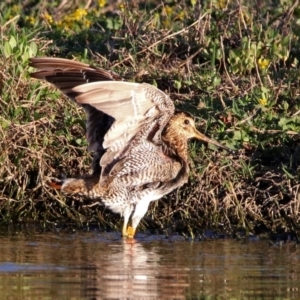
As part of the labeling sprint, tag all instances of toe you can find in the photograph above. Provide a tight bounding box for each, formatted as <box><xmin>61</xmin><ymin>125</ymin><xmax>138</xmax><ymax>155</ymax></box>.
<box><xmin>126</xmin><ymin>226</ymin><xmax>136</xmax><ymax>238</ymax></box>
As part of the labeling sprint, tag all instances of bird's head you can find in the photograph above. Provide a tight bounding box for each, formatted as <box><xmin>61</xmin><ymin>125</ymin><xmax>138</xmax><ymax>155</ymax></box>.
<box><xmin>170</xmin><ymin>112</ymin><xmax>233</xmax><ymax>152</ymax></box>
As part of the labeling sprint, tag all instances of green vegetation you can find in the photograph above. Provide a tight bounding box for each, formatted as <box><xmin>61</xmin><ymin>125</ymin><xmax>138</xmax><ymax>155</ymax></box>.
<box><xmin>1</xmin><ymin>0</ymin><xmax>300</xmax><ymax>238</ymax></box>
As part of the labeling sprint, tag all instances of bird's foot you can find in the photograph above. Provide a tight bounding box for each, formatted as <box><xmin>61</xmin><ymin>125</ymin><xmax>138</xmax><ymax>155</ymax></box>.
<box><xmin>122</xmin><ymin>226</ymin><xmax>136</xmax><ymax>239</ymax></box>
<box><xmin>126</xmin><ymin>226</ymin><xmax>136</xmax><ymax>239</ymax></box>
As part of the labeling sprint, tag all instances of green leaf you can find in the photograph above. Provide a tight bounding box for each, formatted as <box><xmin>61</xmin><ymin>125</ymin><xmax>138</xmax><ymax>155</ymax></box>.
<box><xmin>29</xmin><ymin>42</ymin><xmax>38</xmax><ymax>57</ymax></box>
<box><xmin>22</xmin><ymin>52</ymin><xmax>29</xmax><ymax>63</ymax></box>
<box><xmin>278</xmin><ymin>118</ymin><xmax>287</xmax><ymax>127</ymax></box>
<box><xmin>174</xmin><ymin>80</ymin><xmax>182</xmax><ymax>90</ymax></box>
<box><xmin>282</xmin><ymin>165</ymin><xmax>294</xmax><ymax>179</ymax></box>
<box><xmin>229</xmin><ymin>50</ymin><xmax>236</xmax><ymax>59</ymax></box>
<box><xmin>233</xmin><ymin>131</ymin><xmax>242</xmax><ymax>140</ymax></box>
<box><xmin>283</xmin><ymin>101</ymin><xmax>289</xmax><ymax>111</ymax></box>
<box><xmin>0</xmin><ymin>119</ymin><xmax>11</xmax><ymax>129</ymax></box>
<box><xmin>212</xmin><ymin>75</ymin><xmax>221</xmax><ymax>87</ymax></box>
<box><xmin>282</xmin><ymin>35</ymin><xmax>290</xmax><ymax>46</ymax></box>
<box><xmin>4</xmin><ymin>41</ymin><xmax>11</xmax><ymax>57</ymax></box>
<box><xmin>261</xmin><ymin>86</ymin><xmax>269</xmax><ymax>94</ymax></box>
<box><xmin>9</xmin><ymin>36</ymin><xmax>17</xmax><ymax>49</ymax></box>
<box><xmin>183</xmin><ymin>80</ymin><xmax>192</xmax><ymax>86</ymax></box>
<box><xmin>76</xmin><ymin>138</ymin><xmax>82</xmax><ymax>145</ymax></box>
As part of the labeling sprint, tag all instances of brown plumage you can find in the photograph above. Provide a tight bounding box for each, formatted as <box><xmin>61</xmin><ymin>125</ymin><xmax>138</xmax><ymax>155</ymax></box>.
<box><xmin>29</xmin><ymin>57</ymin><xmax>232</xmax><ymax>238</ymax></box>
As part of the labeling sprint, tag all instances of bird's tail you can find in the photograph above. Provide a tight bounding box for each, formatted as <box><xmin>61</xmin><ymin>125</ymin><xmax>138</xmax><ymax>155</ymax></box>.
<box><xmin>46</xmin><ymin>176</ymin><xmax>101</xmax><ymax>198</ymax></box>
<box><xmin>47</xmin><ymin>179</ymin><xmax>63</xmax><ymax>190</ymax></box>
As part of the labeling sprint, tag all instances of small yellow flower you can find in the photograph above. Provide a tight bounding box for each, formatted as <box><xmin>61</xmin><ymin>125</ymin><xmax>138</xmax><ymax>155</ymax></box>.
<box><xmin>56</xmin><ymin>20</ymin><xmax>62</xmax><ymax>28</ymax></box>
<box><xmin>72</xmin><ymin>8</ymin><xmax>87</xmax><ymax>21</ymax></box>
<box><xmin>119</xmin><ymin>3</ymin><xmax>125</xmax><ymax>12</ymax></box>
<box><xmin>175</xmin><ymin>11</ymin><xmax>185</xmax><ymax>21</ymax></box>
<box><xmin>43</xmin><ymin>13</ymin><xmax>53</xmax><ymax>24</ymax></box>
<box><xmin>83</xmin><ymin>19</ymin><xmax>91</xmax><ymax>28</ymax></box>
<box><xmin>98</xmin><ymin>0</ymin><xmax>107</xmax><ymax>8</ymax></box>
<box><xmin>56</xmin><ymin>20</ymin><xmax>70</xmax><ymax>31</ymax></box>
<box><xmin>164</xmin><ymin>5</ymin><xmax>173</xmax><ymax>16</ymax></box>
<box><xmin>216</xmin><ymin>0</ymin><xmax>227</xmax><ymax>9</ymax></box>
<box><xmin>258</xmin><ymin>97</ymin><xmax>267</xmax><ymax>106</ymax></box>
<box><xmin>258</xmin><ymin>58</ymin><xmax>269</xmax><ymax>69</ymax></box>
<box><xmin>25</xmin><ymin>16</ymin><xmax>36</xmax><ymax>25</ymax></box>
<box><xmin>240</xmin><ymin>11</ymin><xmax>250</xmax><ymax>23</ymax></box>
<box><xmin>11</xmin><ymin>5</ymin><xmax>21</xmax><ymax>14</ymax></box>
<box><xmin>162</xmin><ymin>19</ymin><xmax>171</xmax><ymax>28</ymax></box>
<box><xmin>64</xmin><ymin>15</ymin><xmax>74</xmax><ymax>25</ymax></box>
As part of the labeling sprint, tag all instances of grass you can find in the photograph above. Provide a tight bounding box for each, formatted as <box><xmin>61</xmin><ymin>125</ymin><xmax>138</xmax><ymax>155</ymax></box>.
<box><xmin>1</xmin><ymin>0</ymin><xmax>300</xmax><ymax>238</ymax></box>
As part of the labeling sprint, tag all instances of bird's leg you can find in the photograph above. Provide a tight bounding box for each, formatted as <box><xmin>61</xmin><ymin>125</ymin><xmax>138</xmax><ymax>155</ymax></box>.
<box><xmin>127</xmin><ymin>199</ymin><xmax>151</xmax><ymax>238</ymax></box>
<box><xmin>122</xmin><ymin>205</ymin><xmax>132</xmax><ymax>238</ymax></box>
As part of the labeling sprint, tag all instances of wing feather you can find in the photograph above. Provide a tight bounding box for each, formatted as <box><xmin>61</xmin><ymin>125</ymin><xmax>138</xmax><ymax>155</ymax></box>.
<box><xmin>29</xmin><ymin>57</ymin><xmax>175</xmax><ymax>183</ymax></box>
<box><xmin>73</xmin><ymin>80</ymin><xmax>175</xmax><ymax>180</ymax></box>
<box><xmin>29</xmin><ymin>57</ymin><xmax>121</xmax><ymax>175</ymax></box>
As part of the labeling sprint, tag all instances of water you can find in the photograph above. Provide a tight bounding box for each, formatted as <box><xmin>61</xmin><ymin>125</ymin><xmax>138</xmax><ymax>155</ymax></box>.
<box><xmin>0</xmin><ymin>229</ymin><xmax>299</xmax><ymax>299</ymax></box>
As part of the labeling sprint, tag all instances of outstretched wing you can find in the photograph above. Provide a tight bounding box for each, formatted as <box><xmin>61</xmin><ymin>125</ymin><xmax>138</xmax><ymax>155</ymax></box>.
<box><xmin>71</xmin><ymin>80</ymin><xmax>175</xmax><ymax>182</ymax></box>
<box><xmin>29</xmin><ymin>57</ymin><xmax>122</xmax><ymax>175</ymax></box>
<box><xmin>29</xmin><ymin>57</ymin><xmax>175</xmax><ymax>181</ymax></box>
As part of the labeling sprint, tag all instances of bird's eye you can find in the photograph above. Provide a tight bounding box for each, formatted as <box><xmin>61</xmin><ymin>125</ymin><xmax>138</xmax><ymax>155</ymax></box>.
<box><xmin>184</xmin><ymin>119</ymin><xmax>190</xmax><ymax>125</ymax></box>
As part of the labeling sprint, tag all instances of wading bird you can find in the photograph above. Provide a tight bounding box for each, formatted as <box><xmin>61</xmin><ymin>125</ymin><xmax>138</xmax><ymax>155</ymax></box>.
<box><xmin>29</xmin><ymin>57</ymin><xmax>232</xmax><ymax>238</ymax></box>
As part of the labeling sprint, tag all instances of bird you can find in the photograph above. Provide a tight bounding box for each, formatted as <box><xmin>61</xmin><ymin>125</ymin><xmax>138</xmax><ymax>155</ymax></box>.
<box><xmin>29</xmin><ymin>57</ymin><xmax>233</xmax><ymax>238</ymax></box>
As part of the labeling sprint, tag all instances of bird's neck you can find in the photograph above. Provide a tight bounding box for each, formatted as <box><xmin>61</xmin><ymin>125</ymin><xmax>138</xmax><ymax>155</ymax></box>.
<box><xmin>162</xmin><ymin>126</ymin><xmax>189</xmax><ymax>161</ymax></box>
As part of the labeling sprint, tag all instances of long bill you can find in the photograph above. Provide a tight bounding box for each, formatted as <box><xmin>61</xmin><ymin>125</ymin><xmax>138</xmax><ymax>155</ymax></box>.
<box><xmin>194</xmin><ymin>129</ymin><xmax>234</xmax><ymax>153</ymax></box>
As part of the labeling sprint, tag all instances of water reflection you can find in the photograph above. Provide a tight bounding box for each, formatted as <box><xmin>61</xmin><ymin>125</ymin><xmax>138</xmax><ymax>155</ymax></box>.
<box><xmin>78</xmin><ymin>234</ymin><xmax>189</xmax><ymax>299</ymax></box>
<box><xmin>0</xmin><ymin>230</ymin><xmax>299</xmax><ymax>299</ymax></box>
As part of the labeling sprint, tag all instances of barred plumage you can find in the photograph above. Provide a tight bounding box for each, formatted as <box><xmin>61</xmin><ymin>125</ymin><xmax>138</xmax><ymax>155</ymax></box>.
<box><xmin>29</xmin><ymin>57</ymin><xmax>232</xmax><ymax>238</ymax></box>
